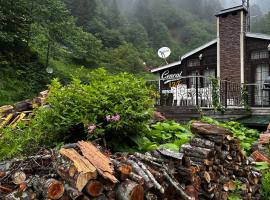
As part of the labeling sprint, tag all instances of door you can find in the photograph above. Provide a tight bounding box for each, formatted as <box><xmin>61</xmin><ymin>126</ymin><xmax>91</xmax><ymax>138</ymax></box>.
<box><xmin>254</xmin><ymin>64</ymin><xmax>270</xmax><ymax>106</ymax></box>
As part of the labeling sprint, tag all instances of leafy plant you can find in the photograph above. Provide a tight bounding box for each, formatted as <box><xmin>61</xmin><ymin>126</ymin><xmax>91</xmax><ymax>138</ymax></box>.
<box><xmin>145</xmin><ymin>121</ymin><xmax>193</xmax><ymax>152</ymax></box>
<box><xmin>261</xmin><ymin>172</ymin><xmax>270</xmax><ymax>200</ymax></box>
<box><xmin>0</xmin><ymin>68</ymin><xmax>155</xmax><ymax>159</ymax></box>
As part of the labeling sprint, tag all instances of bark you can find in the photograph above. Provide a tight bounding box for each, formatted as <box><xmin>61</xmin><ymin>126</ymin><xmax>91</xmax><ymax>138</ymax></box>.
<box><xmin>78</xmin><ymin>141</ymin><xmax>118</xmax><ymax>183</ymax></box>
<box><xmin>115</xmin><ymin>180</ymin><xmax>144</xmax><ymax>200</ymax></box>
<box><xmin>83</xmin><ymin>180</ymin><xmax>104</xmax><ymax>197</ymax></box>
<box><xmin>191</xmin><ymin>122</ymin><xmax>233</xmax><ymax>136</ymax></box>
<box><xmin>58</xmin><ymin>148</ymin><xmax>97</xmax><ymax>191</ymax></box>
<box><xmin>32</xmin><ymin>177</ymin><xmax>65</xmax><ymax>199</ymax></box>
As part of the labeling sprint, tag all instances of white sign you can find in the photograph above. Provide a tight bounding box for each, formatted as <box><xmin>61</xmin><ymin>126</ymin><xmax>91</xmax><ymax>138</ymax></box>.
<box><xmin>161</xmin><ymin>70</ymin><xmax>183</xmax><ymax>80</ymax></box>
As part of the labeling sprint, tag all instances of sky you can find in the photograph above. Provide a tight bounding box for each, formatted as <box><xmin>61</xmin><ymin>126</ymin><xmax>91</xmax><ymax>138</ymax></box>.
<box><xmin>222</xmin><ymin>0</ymin><xmax>270</xmax><ymax>13</ymax></box>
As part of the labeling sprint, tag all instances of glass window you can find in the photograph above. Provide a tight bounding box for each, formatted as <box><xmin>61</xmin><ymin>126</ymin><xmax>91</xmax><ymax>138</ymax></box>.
<box><xmin>251</xmin><ymin>50</ymin><xmax>269</xmax><ymax>60</ymax></box>
<box><xmin>187</xmin><ymin>59</ymin><xmax>200</xmax><ymax>67</ymax></box>
<box><xmin>203</xmin><ymin>69</ymin><xmax>215</xmax><ymax>86</ymax></box>
<box><xmin>254</xmin><ymin>64</ymin><xmax>269</xmax><ymax>105</ymax></box>
<box><xmin>189</xmin><ymin>71</ymin><xmax>201</xmax><ymax>88</ymax></box>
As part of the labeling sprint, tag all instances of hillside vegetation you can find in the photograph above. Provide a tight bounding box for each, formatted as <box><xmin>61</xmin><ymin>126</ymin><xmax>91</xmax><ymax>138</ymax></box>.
<box><xmin>1</xmin><ymin>0</ymin><xmax>269</xmax><ymax>105</ymax></box>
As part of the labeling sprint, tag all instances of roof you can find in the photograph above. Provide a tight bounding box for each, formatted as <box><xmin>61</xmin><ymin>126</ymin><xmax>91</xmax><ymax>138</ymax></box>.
<box><xmin>215</xmin><ymin>5</ymin><xmax>248</xmax><ymax>17</ymax></box>
<box><xmin>246</xmin><ymin>32</ymin><xmax>270</xmax><ymax>41</ymax></box>
<box><xmin>151</xmin><ymin>39</ymin><xmax>217</xmax><ymax>73</ymax></box>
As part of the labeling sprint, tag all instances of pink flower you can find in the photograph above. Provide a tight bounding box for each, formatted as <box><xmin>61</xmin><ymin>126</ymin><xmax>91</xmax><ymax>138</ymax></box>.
<box><xmin>112</xmin><ymin>114</ymin><xmax>120</xmax><ymax>122</ymax></box>
<box><xmin>87</xmin><ymin>124</ymin><xmax>96</xmax><ymax>134</ymax></box>
<box><xmin>106</xmin><ymin>114</ymin><xmax>121</xmax><ymax>122</ymax></box>
<box><xmin>106</xmin><ymin>115</ymin><xmax>111</xmax><ymax>122</ymax></box>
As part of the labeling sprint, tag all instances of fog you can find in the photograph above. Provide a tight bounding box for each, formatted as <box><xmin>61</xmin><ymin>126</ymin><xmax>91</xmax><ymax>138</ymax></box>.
<box><xmin>221</xmin><ymin>0</ymin><xmax>270</xmax><ymax>13</ymax></box>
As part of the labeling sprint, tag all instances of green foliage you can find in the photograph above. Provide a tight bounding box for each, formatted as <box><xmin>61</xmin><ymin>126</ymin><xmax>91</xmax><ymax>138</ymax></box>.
<box><xmin>201</xmin><ymin>117</ymin><xmax>260</xmax><ymax>154</ymax></box>
<box><xmin>261</xmin><ymin>172</ymin><xmax>270</xmax><ymax>200</ymax></box>
<box><xmin>210</xmin><ymin>78</ymin><xmax>225</xmax><ymax>113</ymax></box>
<box><xmin>228</xmin><ymin>180</ymin><xmax>245</xmax><ymax>200</ymax></box>
<box><xmin>255</xmin><ymin>162</ymin><xmax>270</xmax><ymax>171</ymax></box>
<box><xmin>0</xmin><ymin>69</ymin><xmax>154</xmax><ymax>159</ymax></box>
<box><xmin>142</xmin><ymin>121</ymin><xmax>193</xmax><ymax>152</ymax></box>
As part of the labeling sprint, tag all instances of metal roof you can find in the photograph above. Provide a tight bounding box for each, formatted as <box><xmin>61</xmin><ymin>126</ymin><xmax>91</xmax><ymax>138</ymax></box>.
<box><xmin>151</xmin><ymin>39</ymin><xmax>217</xmax><ymax>73</ymax></box>
<box><xmin>246</xmin><ymin>32</ymin><xmax>270</xmax><ymax>41</ymax></box>
<box><xmin>215</xmin><ymin>5</ymin><xmax>248</xmax><ymax>16</ymax></box>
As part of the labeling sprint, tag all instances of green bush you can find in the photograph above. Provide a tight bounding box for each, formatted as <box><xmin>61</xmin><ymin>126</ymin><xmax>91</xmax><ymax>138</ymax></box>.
<box><xmin>261</xmin><ymin>172</ymin><xmax>270</xmax><ymax>200</ymax></box>
<box><xmin>0</xmin><ymin>68</ymin><xmax>154</xmax><ymax>159</ymax></box>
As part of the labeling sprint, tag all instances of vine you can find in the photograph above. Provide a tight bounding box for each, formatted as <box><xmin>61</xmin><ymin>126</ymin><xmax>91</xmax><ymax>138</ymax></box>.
<box><xmin>210</xmin><ymin>78</ymin><xmax>225</xmax><ymax>113</ymax></box>
<box><xmin>240</xmin><ymin>85</ymin><xmax>250</xmax><ymax>111</ymax></box>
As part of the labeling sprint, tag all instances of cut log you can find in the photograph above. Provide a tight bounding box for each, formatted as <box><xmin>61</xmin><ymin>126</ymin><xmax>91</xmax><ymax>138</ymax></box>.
<box><xmin>190</xmin><ymin>138</ymin><xmax>215</xmax><ymax>149</ymax></box>
<box><xmin>0</xmin><ymin>113</ymin><xmax>14</xmax><ymax>128</ymax></box>
<box><xmin>10</xmin><ymin>113</ymin><xmax>26</xmax><ymax>129</ymax></box>
<box><xmin>32</xmin><ymin>177</ymin><xmax>65</xmax><ymax>199</ymax></box>
<box><xmin>251</xmin><ymin>150</ymin><xmax>270</xmax><ymax>164</ymax></box>
<box><xmin>126</xmin><ymin>159</ymin><xmax>153</xmax><ymax>189</ymax></box>
<box><xmin>191</xmin><ymin>122</ymin><xmax>233</xmax><ymax>136</ymax></box>
<box><xmin>115</xmin><ymin>180</ymin><xmax>144</xmax><ymax>200</ymax></box>
<box><xmin>14</xmin><ymin>100</ymin><xmax>32</xmax><ymax>112</ymax></box>
<box><xmin>64</xmin><ymin>184</ymin><xmax>84</xmax><ymax>200</ymax></box>
<box><xmin>4</xmin><ymin>189</ymin><xmax>37</xmax><ymax>200</ymax></box>
<box><xmin>11</xmin><ymin>171</ymin><xmax>26</xmax><ymax>185</ymax></box>
<box><xmin>83</xmin><ymin>180</ymin><xmax>104</xmax><ymax>197</ymax></box>
<box><xmin>181</xmin><ymin>144</ymin><xmax>214</xmax><ymax>158</ymax></box>
<box><xmin>0</xmin><ymin>105</ymin><xmax>13</xmax><ymax>115</ymax></box>
<box><xmin>78</xmin><ymin>141</ymin><xmax>118</xmax><ymax>183</ymax></box>
<box><xmin>58</xmin><ymin>148</ymin><xmax>97</xmax><ymax>191</ymax></box>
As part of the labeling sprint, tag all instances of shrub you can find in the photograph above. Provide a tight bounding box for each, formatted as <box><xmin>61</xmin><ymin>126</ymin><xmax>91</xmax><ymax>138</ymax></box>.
<box><xmin>0</xmin><ymin>68</ymin><xmax>154</xmax><ymax>159</ymax></box>
<box><xmin>261</xmin><ymin>172</ymin><xmax>270</xmax><ymax>200</ymax></box>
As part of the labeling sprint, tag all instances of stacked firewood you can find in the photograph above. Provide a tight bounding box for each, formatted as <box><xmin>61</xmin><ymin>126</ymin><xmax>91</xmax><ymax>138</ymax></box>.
<box><xmin>0</xmin><ymin>122</ymin><xmax>261</xmax><ymax>200</ymax></box>
<box><xmin>182</xmin><ymin>122</ymin><xmax>262</xmax><ymax>200</ymax></box>
<box><xmin>0</xmin><ymin>90</ymin><xmax>48</xmax><ymax>129</ymax></box>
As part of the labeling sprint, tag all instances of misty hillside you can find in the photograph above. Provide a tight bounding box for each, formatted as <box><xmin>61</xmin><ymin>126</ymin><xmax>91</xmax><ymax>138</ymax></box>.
<box><xmin>1</xmin><ymin>0</ymin><xmax>270</xmax><ymax>105</ymax></box>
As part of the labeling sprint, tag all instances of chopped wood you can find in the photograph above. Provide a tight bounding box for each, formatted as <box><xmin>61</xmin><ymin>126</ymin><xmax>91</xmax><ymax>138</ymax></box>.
<box><xmin>251</xmin><ymin>150</ymin><xmax>270</xmax><ymax>164</ymax></box>
<box><xmin>32</xmin><ymin>177</ymin><xmax>65</xmax><ymax>199</ymax></box>
<box><xmin>58</xmin><ymin>148</ymin><xmax>97</xmax><ymax>191</ymax></box>
<box><xmin>78</xmin><ymin>141</ymin><xmax>118</xmax><ymax>183</ymax></box>
<box><xmin>115</xmin><ymin>180</ymin><xmax>144</xmax><ymax>200</ymax></box>
<box><xmin>83</xmin><ymin>180</ymin><xmax>104</xmax><ymax>197</ymax></box>
<box><xmin>0</xmin><ymin>105</ymin><xmax>13</xmax><ymax>115</ymax></box>
<box><xmin>191</xmin><ymin>122</ymin><xmax>233</xmax><ymax>136</ymax></box>
<box><xmin>0</xmin><ymin>113</ymin><xmax>13</xmax><ymax>128</ymax></box>
<box><xmin>11</xmin><ymin>171</ymin><xmax>26</xmax><ymax>185</ymax></box>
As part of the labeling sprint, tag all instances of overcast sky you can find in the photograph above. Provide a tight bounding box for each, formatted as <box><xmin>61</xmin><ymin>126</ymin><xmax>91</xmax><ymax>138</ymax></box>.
<box><xmin>222</xmin><ymin>0</ymin><xmax>270</xmax><ymax>13</ymax></box>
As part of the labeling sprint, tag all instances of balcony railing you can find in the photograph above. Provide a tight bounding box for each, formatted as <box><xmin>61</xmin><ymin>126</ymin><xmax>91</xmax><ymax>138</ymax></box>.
<box><xmin>149</xmin><ymin>76</ymin><xmax>270</xmax><ymax>108</ymax></box>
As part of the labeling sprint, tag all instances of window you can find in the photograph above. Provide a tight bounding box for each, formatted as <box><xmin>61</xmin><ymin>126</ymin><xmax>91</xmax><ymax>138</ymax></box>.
<box><xmin>203</xmin><ymin>69</ymin><xmax>215</xmax><ymax>86</ymax></box>
<box><xmin>187</xmin><ymin>59</ymin><xmax>200</xmax><ymax>67</ymax></box>
<box><xmin>254</xmin><ymin>64</ymin><xmax>269</xmax><ymax>105</ymax></box>
<box><xmin>189</xmin><ymin>71</ymin><xmax>201</xmax><ymax>88</ymax></box>
<box><xmin>251</xmin><ymin>50</ymin><xmax>269</xmax><ymax>60</ymax></box>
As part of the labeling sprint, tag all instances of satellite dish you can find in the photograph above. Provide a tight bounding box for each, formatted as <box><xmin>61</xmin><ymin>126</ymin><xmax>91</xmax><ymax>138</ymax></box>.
<box><xmin>158</xmin><ymin>47</ymin><xmax>171</xmax><ymax>59</ymax></box>
<box><xmin>46</xmin><ymin>67</ymin><xmax>54</xmax><ymax>74</ymax></box>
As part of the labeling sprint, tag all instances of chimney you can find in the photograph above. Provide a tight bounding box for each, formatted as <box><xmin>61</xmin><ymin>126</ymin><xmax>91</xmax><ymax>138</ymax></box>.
<box><xmin>216</xmin><ymin>6</ymin><xmax>248</xmax><ymax>84</ymax></box>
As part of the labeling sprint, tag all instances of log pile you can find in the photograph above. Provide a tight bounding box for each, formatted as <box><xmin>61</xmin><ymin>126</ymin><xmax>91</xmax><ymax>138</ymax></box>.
<box><xmin>0</xmin><ymin>122</ymin><xmax>261</xmax><ymax>200</ymax></box>
<box><xmin>0</xmin><ymin>90</ymin><xmax>49</xmax><ymax>129</ymax></box>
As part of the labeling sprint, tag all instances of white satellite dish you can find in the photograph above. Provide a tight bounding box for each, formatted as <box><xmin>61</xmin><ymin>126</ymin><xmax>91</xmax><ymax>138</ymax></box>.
<box><xmin>46</xmin><ymin>67</ymin><xmax>54</xmax><ymax>74</ymax></box>
<box><xmin>158</xmin><ymin>47</ymin><xmax>171</xmax><ymax>59</ymax></box>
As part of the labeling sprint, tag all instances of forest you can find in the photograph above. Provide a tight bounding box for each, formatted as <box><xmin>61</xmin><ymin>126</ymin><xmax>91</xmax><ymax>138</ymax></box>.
<box><xmin>0</xmin><ymin>0</ymin><xmax>270</xmax><ymax>105</ymax></box>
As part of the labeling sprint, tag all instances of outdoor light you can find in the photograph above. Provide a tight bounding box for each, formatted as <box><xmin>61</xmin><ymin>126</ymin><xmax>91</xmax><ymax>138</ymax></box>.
<box><xmin>268</xmin><ymin>44</ymin><xmax>270</xmax><ymax>51</ymax></box>
<box><xmin>199</xmin><ymin>54</ymin><xmax>203</xmax><ymax>60</ymax></box>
